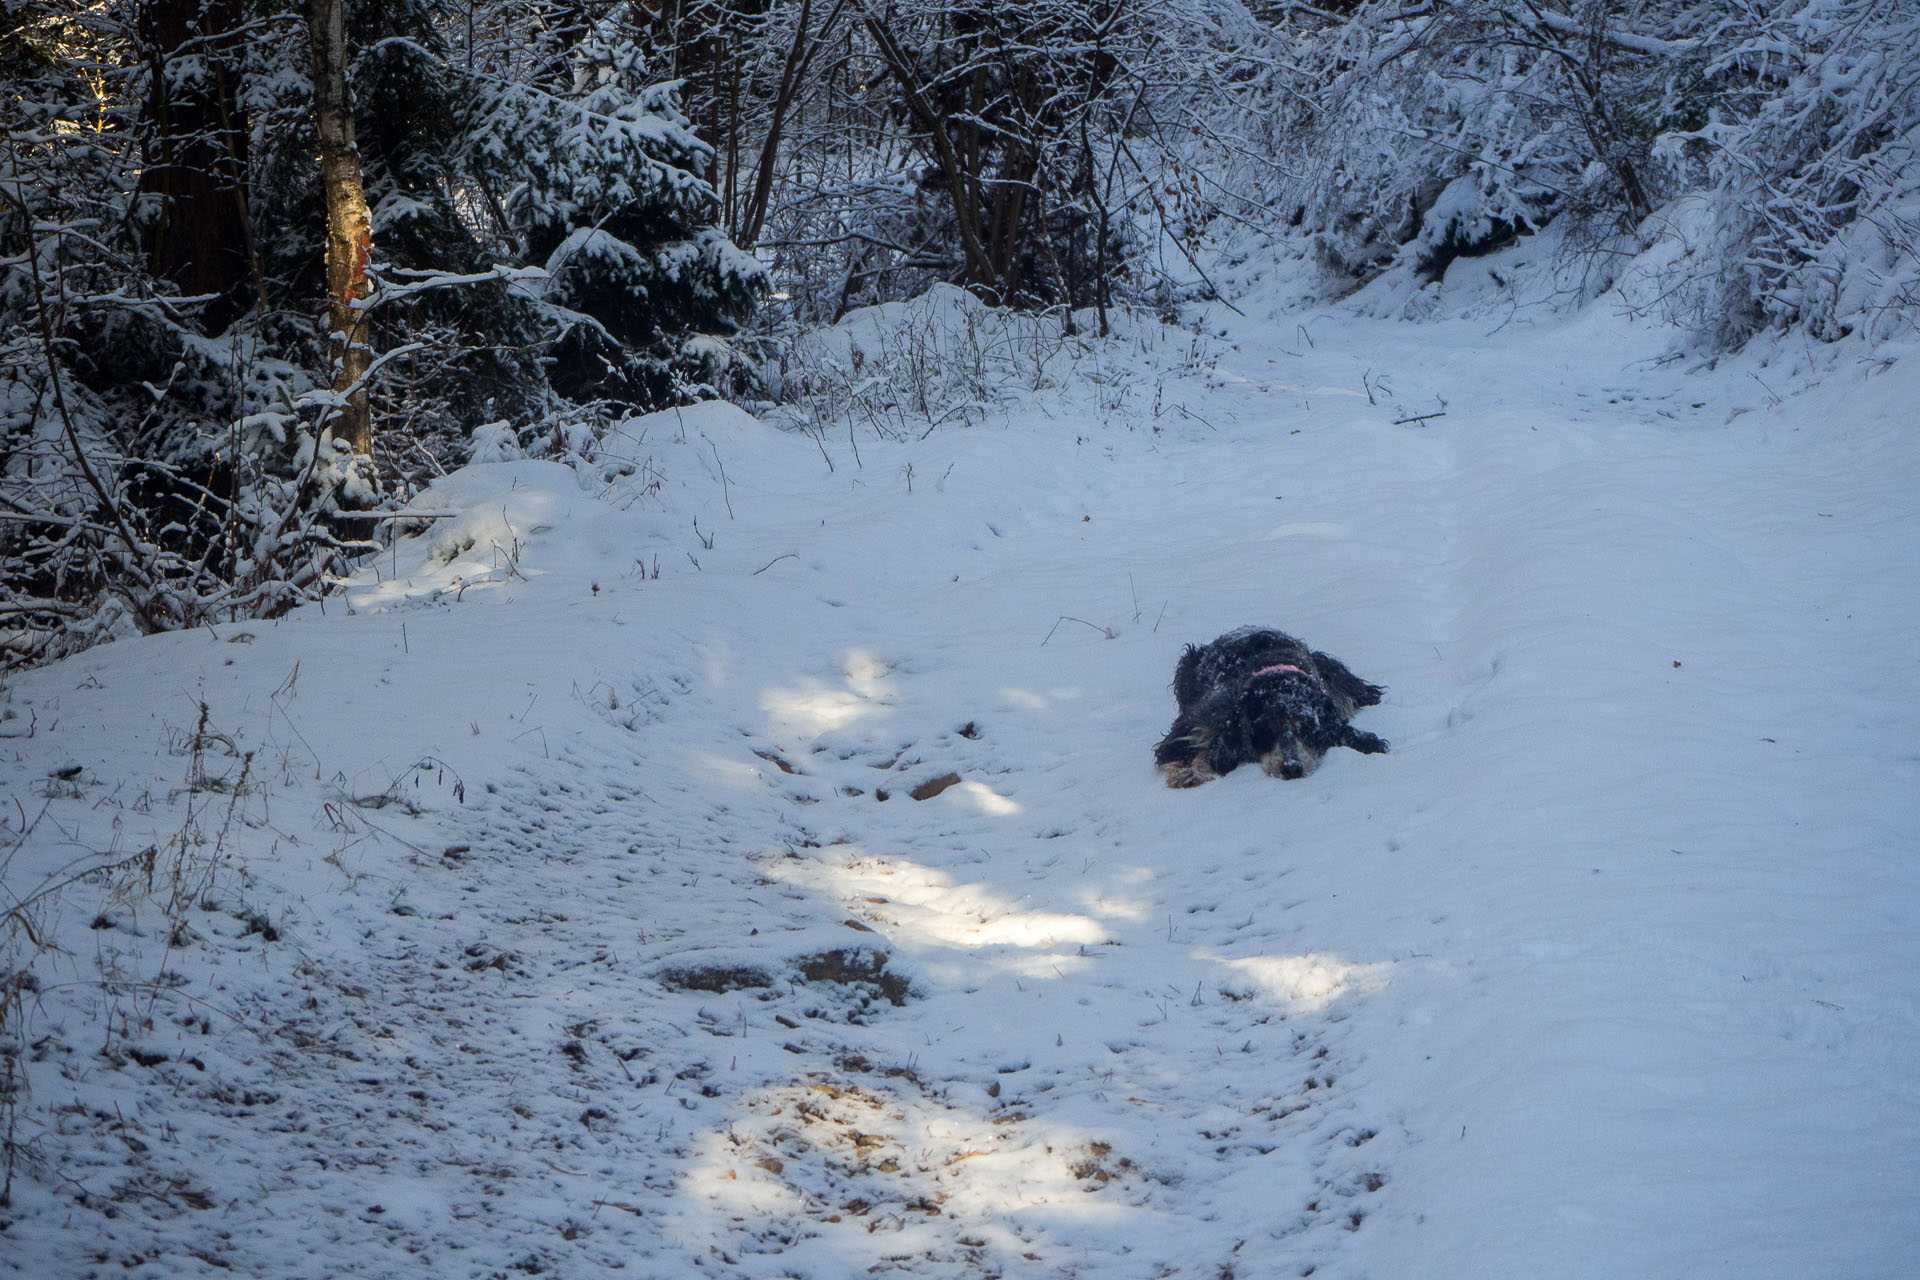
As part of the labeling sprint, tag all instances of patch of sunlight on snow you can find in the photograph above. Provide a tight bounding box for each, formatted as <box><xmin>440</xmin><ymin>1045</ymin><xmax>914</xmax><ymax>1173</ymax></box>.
<box><xmin>954</xmin><ymin>780</ymin><xmax>1021</xmax><ymax>816</ymax></box>
<box><xmin>679</xmin><ymin>1074</ymin><xmax>1132</xmax><ymax>1245</ymax></box>
<box><xmin>965</xmin><ymin>913</ymin><xmax>1104</xmax><ymax>948</ymax></box>
<box><xmin>842</xmin><ymin>649</ymin><xmax>891</xmax><ymax>685</ymax></box>
<box><xmin>761</xmin><ymin>679</ymin><xmax>889</xmax><ymax>734</ymax></box>
<box><xmin>761</xmin><ymin>652</ymin><xmax>896</xmax><ymax>736</ymax></box>
<box><xmin>1207</xmin><ymin>952</ymin><xmax>1392</xmax><ymax>1012</ymax></box>
<box><xmin>771</xmin><ymin>853</ymin><xmax>1106</xmax><ymax>955</ymax></box>
<box><xmin>681</xmin><ymin>1128</ymin><xmax>808</xmax><ymax>1218</ymax></box>
<box><xmin>993</xmin><ymin>685</ymin><xmax>1090</xmax><ymax>711</ymax></box>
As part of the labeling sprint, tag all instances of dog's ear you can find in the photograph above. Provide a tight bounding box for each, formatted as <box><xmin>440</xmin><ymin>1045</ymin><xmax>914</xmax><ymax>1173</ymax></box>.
<box><xmin>1293</xmin><ymin>696</ymin><xmax>1346</xmax><ymax>754</ymax></box>
<box><xmin>1244</xmin><ymin>708</ymin><xmax>1279</xmax><ymax>756</ymax></box>
<box><xmin>1172</xmin><ymin>644</ymin><xmax>1206</xmax><ymax>709</ymax></box>
<box><xmin>1154</xmin><ymin>715</ymin><xmax>1208</xmax><ymax>766</ymax></box>
<box><xmin>1311</xmin><ymin>650</ymin><xmax>1385</xmax><ymax>709</ymax></box>
<box><xmin>1204</xmin><ymin>715</ymin><xmax>1257</xmax><ymax>777</ymax></box>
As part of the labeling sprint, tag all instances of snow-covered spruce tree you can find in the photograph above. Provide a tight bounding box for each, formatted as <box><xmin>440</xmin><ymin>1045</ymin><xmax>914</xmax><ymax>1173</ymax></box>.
<box><xmin>241</xmin><ymin>0</ymin><xmax>764</xmax><ymax>452</ymax></box>
<box><xmin>462</xmin><ymin>3</ymin><xmax>767</xmax><ymax>408</ymax></box>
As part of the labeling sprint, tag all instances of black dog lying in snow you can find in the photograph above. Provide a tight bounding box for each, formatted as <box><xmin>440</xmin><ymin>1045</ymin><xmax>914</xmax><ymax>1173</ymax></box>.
<box><xmin>1154</xmin><ymin>628</ymin><xmax>1388</xmax><ymax>787</ymax></box>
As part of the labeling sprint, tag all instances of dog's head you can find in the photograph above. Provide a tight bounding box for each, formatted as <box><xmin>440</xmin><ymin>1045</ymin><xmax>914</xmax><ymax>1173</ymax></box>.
<box><xmin>1237</xmin><ymin>670</ymin><xmax>1340</xmax><ymax>780</ymax></box>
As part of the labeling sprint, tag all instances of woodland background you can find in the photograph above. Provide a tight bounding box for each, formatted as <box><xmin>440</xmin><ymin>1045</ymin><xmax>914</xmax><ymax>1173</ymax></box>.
<box><xmin>4</xmin><ymin>0</ymin><xmax>1917</xmax><ymax>667</ymax></box>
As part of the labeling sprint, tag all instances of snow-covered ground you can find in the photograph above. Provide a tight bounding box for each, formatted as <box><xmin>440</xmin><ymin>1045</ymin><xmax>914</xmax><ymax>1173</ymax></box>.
<box><xmin>4</xmin><ymin>263</ymin><xmax>1918</xmax><ymax>1278</ymax></box>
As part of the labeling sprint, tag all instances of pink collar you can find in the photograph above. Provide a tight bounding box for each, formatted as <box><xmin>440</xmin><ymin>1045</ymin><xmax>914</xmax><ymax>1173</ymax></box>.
<box><xmin>1251</xmin><ymin>663</ymin><xmax>1309</xmax><ymax>679</ymax></box>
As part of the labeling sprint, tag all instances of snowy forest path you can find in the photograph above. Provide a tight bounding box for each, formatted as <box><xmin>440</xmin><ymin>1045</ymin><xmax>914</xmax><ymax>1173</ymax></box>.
<box><xmin>5</xmin><ymin>306</ymin><xmax>1917</xmax><ymax>1280</ymax></box>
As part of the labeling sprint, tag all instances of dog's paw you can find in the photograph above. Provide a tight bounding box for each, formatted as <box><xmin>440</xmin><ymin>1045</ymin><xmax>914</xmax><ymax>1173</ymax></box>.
<box><xmin>1346</xmin><ymin>729</ymin><xmax>1389</xmax><ymax>755</ymax></box>
<box><xmin>1160</xmin><ymin>759</ymin><xmax>1214</xmax><ymax>789</ymax></box>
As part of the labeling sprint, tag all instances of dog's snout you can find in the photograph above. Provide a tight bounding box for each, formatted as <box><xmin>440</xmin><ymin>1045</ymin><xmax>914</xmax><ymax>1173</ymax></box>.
<box><xmin>1279</xmin><ymin>759</ymin><xmax>1305</xmax><ymax>781</ymax></box>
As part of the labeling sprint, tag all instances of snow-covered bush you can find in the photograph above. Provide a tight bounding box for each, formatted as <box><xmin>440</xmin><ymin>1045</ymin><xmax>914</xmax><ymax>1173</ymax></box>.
<box><xmin>1269</xmin><ymin>0</ymin><xmax>1919</xmax><ymax>344</ymax></box>
<box><xmin>773</xmin><ymin>285</ymin><xmax>1074</xmax><ymax>440</ymax></box>
<box><xmin>1680</xmin><ymin>0</ymin><xmax>1920</xmax><ymax>344</ymax></box>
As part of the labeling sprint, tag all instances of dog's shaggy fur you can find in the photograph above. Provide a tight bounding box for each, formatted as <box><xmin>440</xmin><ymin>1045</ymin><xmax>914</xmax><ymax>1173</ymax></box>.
<box><xmin>1154</xmin><ymin>628</ymin><xmax>1388</xmax><ymax>787</ymax></box>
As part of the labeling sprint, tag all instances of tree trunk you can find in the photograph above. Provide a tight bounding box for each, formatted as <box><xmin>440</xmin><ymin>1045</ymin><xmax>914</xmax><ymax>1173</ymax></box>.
<box><xmin>862</xmin><ymin>12</ymin><xmax>998</xmax><ymax>294</ymax></box>
<box><xmin>738</xmin><ymin>0</ymin><xmax>843</xmax><ymax>249</ymax></box>
<box><xmin>138</xmin><ymin>0</ymin><xmax>256</xmax><ymax>331</ymax></box>
<box><xmin>306</xmin><ymin>0</ymin><xmax>374</xmax><ymax>455</ymax></box>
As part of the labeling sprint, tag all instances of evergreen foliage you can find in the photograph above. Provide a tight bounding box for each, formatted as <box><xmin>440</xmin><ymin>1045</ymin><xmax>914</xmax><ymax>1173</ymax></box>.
<box><xmin>465</xmin><ymin>8</ymin><xmax>766</xmax><ymax>404</ymax></box>
<box><xmin>2</xmin><ymin>0</ymin><xmax>763</xmax><ymax>665</ymax></box>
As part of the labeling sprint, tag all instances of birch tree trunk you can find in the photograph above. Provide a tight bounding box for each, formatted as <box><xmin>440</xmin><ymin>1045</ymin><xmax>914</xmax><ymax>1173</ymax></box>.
<box><xmin>306</xmin><ymin>0</ymin><xmax>374</xmax><ymax>455</ymax></box>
